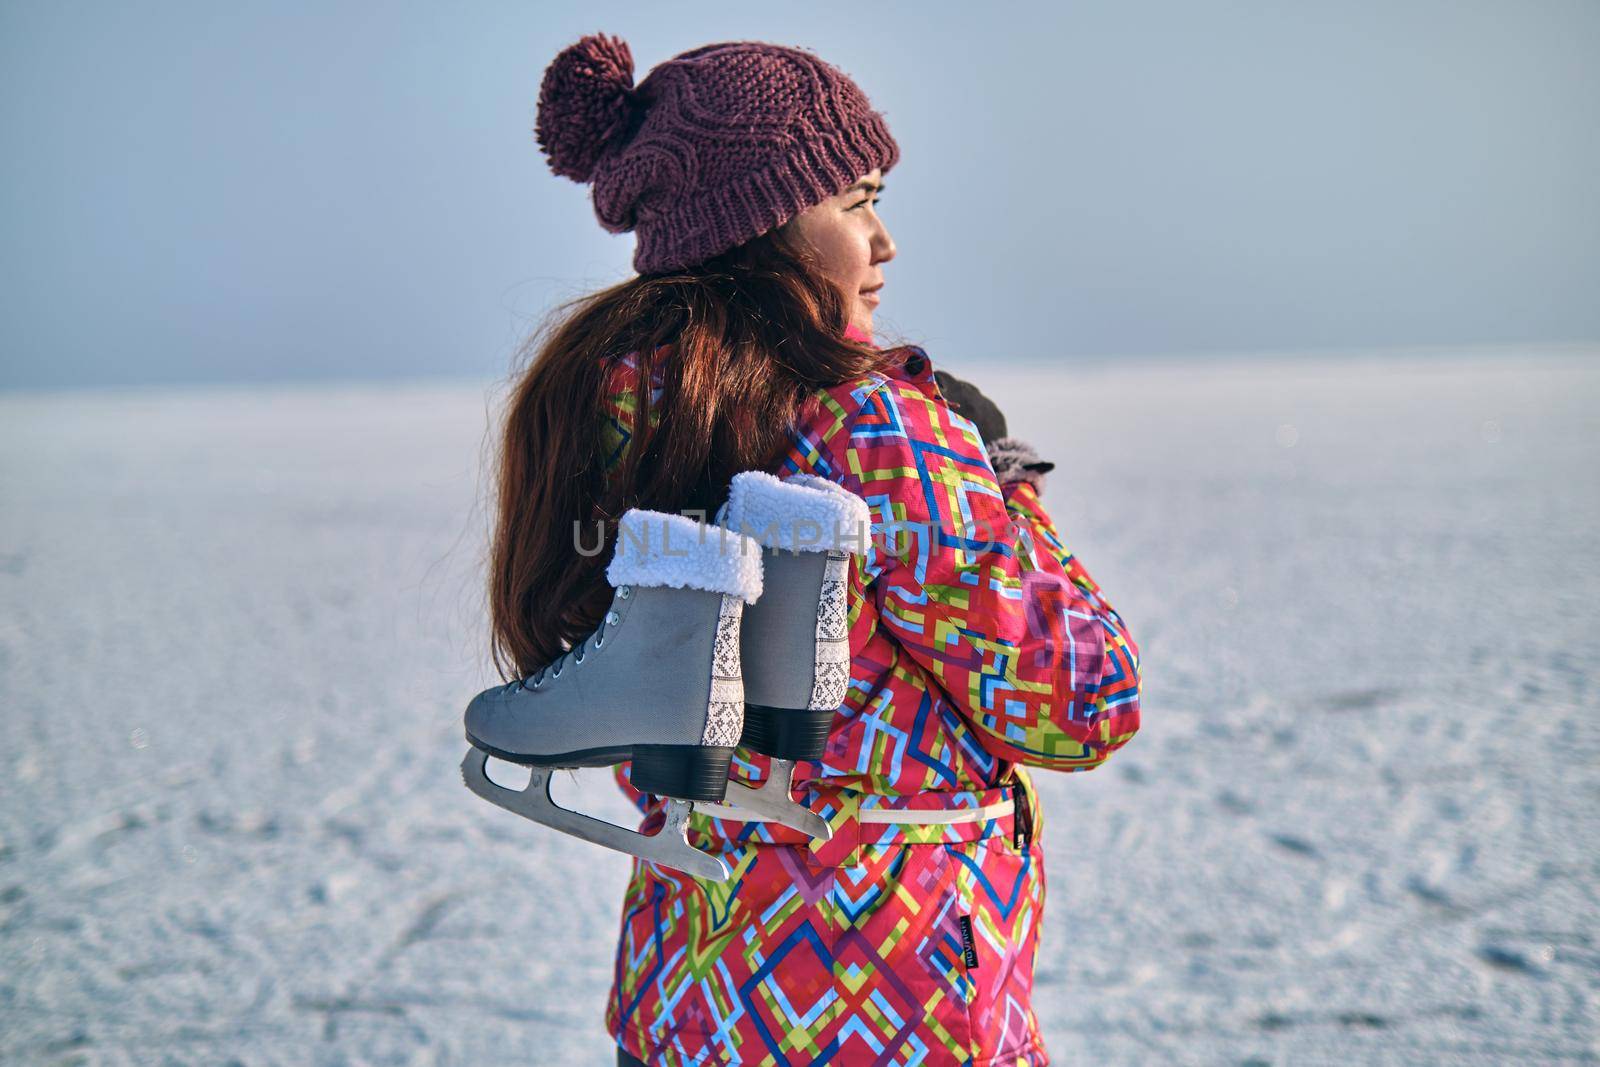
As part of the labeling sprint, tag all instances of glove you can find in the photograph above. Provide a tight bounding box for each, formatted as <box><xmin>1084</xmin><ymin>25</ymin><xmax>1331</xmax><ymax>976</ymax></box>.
<box><xmin>933</xmin><ymin>368</ymin><xmax>1056</xmax><ymax>492</ymax></box>
<box><xmin>986</xmin><ymin>436</ymin><xmax>1056</xmax><ymax>493</ymax></box>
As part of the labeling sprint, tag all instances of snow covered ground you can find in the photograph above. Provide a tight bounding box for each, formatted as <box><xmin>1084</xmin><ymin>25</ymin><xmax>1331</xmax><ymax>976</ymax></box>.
<box><xmin>1</xmin><ymin>348</ymin><xmax>1596</xmax><ymax>1065</ymax></box>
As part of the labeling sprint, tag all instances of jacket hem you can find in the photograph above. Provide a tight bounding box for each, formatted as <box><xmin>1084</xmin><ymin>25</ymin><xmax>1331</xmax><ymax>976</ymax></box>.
<box><xmin>608</xmin><ymin>1020</ymin><xmax>1050</xmax><ymax>1066</ymax></box>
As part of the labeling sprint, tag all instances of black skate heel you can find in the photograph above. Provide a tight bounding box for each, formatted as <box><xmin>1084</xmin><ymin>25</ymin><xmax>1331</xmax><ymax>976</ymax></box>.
<box><xmin>740</xmin><ymin>705</ymin><xmax>834</xmax><ymax>761</ymax></box>
<box><xmin>629</xmin><ymin>745</ymin><xmax>736</xmax><ymax>803</ymax></box>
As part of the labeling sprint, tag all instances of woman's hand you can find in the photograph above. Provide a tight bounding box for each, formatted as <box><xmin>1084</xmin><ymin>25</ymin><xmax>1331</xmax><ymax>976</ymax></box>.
<box><xmin>933</xmin><ymin>369</ymin><xmax>1056</xmax><ymax>492</ymax></box>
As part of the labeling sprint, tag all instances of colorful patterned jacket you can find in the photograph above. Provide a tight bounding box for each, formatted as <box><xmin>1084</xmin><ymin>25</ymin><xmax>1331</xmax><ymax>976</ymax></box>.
<box><xmin>597</xmin><ymin>327</ymin><xmax>1141</xmax><ymax>1066</ymax></box>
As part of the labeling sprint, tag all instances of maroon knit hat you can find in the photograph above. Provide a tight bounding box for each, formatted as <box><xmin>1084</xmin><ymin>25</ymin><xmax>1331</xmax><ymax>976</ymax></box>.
<box><xmin>534</xmin><ymin>34</ymin><xmax>900</xmax><ymax>274</ymax></box>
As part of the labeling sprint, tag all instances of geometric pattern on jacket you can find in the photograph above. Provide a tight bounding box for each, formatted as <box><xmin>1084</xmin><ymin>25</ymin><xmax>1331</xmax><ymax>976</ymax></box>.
<box><xmin>596</xmin><ymin>333</ymin><xmax>1141</xmax><ymax>1066</ymax></box>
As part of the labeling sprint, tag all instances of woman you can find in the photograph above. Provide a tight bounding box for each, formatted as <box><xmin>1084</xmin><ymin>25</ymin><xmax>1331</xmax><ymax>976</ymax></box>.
<box><xmin>490</xmin><ymin>33</ymin><xmax>1142</xmax><ymax>1066</ymax></box>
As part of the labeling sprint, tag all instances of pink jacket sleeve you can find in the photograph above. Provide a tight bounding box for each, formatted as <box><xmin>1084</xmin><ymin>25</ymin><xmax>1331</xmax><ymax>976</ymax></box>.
<box><xmin>842</xmin><ymin>376</ymin><xmax>1141</xmax><ymax>772</ymax></box>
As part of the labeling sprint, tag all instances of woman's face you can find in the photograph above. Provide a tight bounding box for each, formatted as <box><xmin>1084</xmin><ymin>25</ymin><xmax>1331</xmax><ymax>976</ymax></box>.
<box><xmin>783</xmin><ymin>168</ymin><xmax>896</xmax><ymax>335</ymax></box>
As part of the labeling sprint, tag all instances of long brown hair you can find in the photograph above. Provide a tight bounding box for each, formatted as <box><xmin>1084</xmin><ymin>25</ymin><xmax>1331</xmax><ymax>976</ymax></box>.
<box><xmin>488</xmin><ymin>224</ymin><xmax>901</xmax><ymax>681</ymax></box>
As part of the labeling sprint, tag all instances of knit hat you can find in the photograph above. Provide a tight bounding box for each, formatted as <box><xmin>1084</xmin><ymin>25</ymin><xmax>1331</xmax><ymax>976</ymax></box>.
<box><xmin>534</xmin><ymin>33</ymin><xmax>900</xmax><ymax>275</ymax></box>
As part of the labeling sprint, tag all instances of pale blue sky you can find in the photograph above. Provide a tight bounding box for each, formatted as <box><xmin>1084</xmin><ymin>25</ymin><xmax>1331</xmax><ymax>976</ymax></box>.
<box><xmin>2</xmin><ymin>0</ymin><xmax>1596</xmax><ymax>389</ymax></box>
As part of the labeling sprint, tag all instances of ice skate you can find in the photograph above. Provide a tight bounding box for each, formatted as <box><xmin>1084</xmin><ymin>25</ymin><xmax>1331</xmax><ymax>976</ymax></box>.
<box><xmin>700</xmin><ymin>471</ymin><xmax>871</xmax><ymax>841</ymax></box>
<box><xmin>460</xmin><ymin>506</ymin><xmax>764</xmax><ymax>882</ymax></box>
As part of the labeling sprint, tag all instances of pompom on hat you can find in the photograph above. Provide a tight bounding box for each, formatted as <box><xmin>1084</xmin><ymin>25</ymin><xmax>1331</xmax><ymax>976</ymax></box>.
<box><xmin>533</xmin><ymin>33</ymin><xmax>900</xmax><ymax>275</ymax></box>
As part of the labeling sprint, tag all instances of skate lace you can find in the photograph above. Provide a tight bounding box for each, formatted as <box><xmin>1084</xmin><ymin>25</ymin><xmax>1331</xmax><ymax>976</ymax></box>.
<box><xmin>507</xmin><ymin>592</ymin><xmax>627</xmax><ymax>692</ymax></box>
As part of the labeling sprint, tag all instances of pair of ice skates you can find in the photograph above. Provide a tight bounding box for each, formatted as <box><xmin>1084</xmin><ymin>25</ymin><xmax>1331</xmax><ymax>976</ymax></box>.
<box><xmin>460</xmin><ymin>470</ymin><xmax>871</xmax><ymax>882</ymax></box>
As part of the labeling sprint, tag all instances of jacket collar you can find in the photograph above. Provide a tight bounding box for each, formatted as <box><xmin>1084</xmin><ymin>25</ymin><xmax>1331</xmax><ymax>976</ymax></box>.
<box><xmin>891</xmin><ymin>345</ymin><xmax>937</xmax><ymax>394</ymax></box>
<box><xmin>845</xmin><ymin>321</ymin><xmax>941</xmax><ymax>398</ymax></box>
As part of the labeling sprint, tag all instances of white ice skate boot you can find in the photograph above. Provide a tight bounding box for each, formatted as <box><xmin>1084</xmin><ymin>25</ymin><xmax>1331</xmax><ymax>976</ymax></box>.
<box><xmin>698</xmin><ymin>471</ymin><xmax>871</xmax><ymax>841</ymax></box>
<box><xmin>460</xmin><ymin>507</ymin><xmax>764</xmax><ymax>882</ymax></box>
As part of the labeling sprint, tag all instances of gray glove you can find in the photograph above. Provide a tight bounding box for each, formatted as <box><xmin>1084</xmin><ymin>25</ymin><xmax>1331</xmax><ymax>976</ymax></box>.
<box><xmin>933</xmin><ymin>369</ymin><xmax>1056</xmax><ymax>492</ymax></box>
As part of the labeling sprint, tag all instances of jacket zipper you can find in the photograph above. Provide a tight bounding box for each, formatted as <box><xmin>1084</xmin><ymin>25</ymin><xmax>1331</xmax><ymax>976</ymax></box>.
<box><xmin>1013</xmin><ymin>779</ymin><xmax>1034</xmax><ymax>851</ymax></box>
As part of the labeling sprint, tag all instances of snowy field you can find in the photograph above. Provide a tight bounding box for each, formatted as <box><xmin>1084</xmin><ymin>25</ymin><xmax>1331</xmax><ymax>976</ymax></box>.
<box><xmin>1</xmin><ymin>348</ymin><xmax>1596</xmax><ymax>1065</ymax></box>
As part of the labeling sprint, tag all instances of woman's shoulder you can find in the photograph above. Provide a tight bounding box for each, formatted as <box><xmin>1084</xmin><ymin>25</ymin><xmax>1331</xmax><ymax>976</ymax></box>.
<box><xmin>603</xmin><ymin>338</ymin><xmax>938</xmax><ymax>407</ymax></box>
<box><xmin>784</xmin><ymin>345</ymin><xmax>954</xmax><ymax>485</ymax></box>
<box><xmin>797</xmin><ymin>343</ymin><xmax>946</xmax><ymax>433</ymax></box>
<box><xmin>793</xmin><ymin>367</ymin><xmax>893</xmax><ymax>444</ymax></box>
<box><xmin>600</xmin><ymin>338</ymin><xmax>949</xmax><ymax>467</ymax></box>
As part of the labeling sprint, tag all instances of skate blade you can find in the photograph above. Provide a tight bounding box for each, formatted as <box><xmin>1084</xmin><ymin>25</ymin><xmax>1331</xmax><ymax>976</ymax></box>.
<box><xmin>711</xmin><ymin>760</ymin><xmax>833</xmax><ymax>841</ymax></box>
<box><xmin>460</xmin><ymin>748</ymin><xmax>731</xmax><ymax>883</ymax></box>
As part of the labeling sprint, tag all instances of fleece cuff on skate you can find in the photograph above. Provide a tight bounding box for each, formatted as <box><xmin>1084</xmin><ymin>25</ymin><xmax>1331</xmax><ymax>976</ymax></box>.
<box><xmin>607</xmin><ymin>509</ymin><xmax>765</xmax><ymax>605</ymax></box>
<box><xmin>721</xmin><ymin>470</ymin><xmax>873</xmax><ymax>554</ymax></box>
